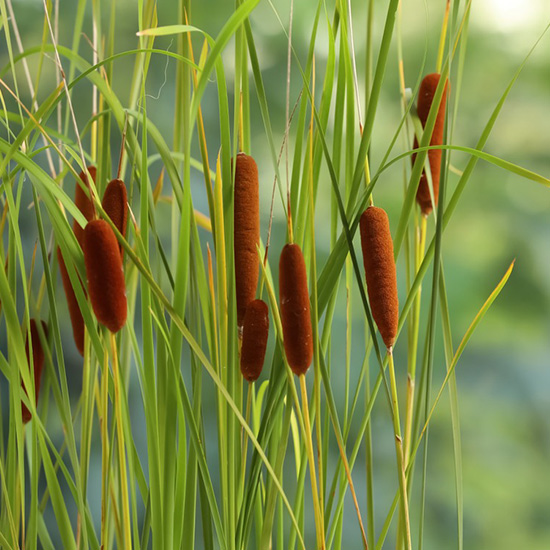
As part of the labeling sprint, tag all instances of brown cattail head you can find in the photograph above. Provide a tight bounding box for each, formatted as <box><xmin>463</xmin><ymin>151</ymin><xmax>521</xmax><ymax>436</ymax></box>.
<box><xmin>73</xmin><ymin>166</ymin><xmax>97</xmax><ymax>246</ymax></box>
<box><xmin>234</xmin><ymin>152</ymin><xmax>260</xmax><ymax>327</ymax></box>
<box><xmin>102</xmin><ymin>178</ymin><xmax>128</xmax><ymax>257</ymax></box>
<box><xmin>279</xmin><ymin>243</ymin><xmax>313</xmax><ymax>376</ymax></box>
<box><xmin>411</xmin><ymin>74</ymin><xmax>449</xmax><ymax>215</ymax></box>
<box><xmin>57</xmin><ymin>247</ymin><xmax>85</xmax><ymax>355</ymax></box>
<box><xmin>83</xmin><ymin>219</ymin><xmax>127</xmax><ymax>333</ymax></box>
<box><xmin>21</xmin><ymin>320</ymin><xmax>48</xmax><ymax>424</ymax></box>
<box><xmin>240</xmin><ymin>299</ymin><xmax>269</xmax><ymax>382</ymax></box>
<box><xmin>359</xmin><ymin>206</ymin><xmax>399</xmax><ymax>349</ymax></box>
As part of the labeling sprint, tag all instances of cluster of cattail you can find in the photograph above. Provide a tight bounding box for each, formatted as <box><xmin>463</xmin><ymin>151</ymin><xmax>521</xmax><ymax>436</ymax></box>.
<box><xmin>412</xmin><ymin>73</ymin><xmax>449</xmax><ymax>215</ymax></box>
<box><xmin>58</xmin><ymin>167</ymin><xmax>128</xmax><ymax>354</ymax></box>
<box><xmin>21</xmin><ymin>319</ymin><xmax>48</xmax><ymax>423</ymax></box>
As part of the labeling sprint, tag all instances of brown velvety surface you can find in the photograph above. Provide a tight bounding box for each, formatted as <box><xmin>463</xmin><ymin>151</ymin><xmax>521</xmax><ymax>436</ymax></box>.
<box><xmin>240</xmin><ymin>299</ymin><xmax>269</xmax><ymax>382</ymax></box>
<box><xmin>21</xmin><ymin>320</ymin><xmax>47</xmax><ymax>423</ymax></box>
<box><xmin>359</xmin><ymin>207</ymin><xmax>399</xmax><ymax>349</ymax></box>
<box><xmin>279</xmin><ymin>243</ymin><xmax>313</xmax><ymax>376</ymax></box>
<box><xmin>411</xmin><ymin>73</ymin><xmax>449</xmax><ymax>215</ymax></box>
<box><xmin>57</xmin><ymin>247</ymin><xmax>85</xmax><ymax>356</ymax></box>
<box><xmin>73</xmin><ymin>166</ymin><xmax>97</xmax><ymax>245</ymax></box>
<box><xmin>102</xmin><ymin>178</ymin><xmax>128</xmax><ymax>257</ymax></box>
<box><xmin>234</xmin><ymin>153</ymin><xmax>260</xmax><ymax>326</ymax></box>
<box><xmin>83</xmin><ymin>220</ymin><xmax>127</xmax><ymax>333</ymax></box>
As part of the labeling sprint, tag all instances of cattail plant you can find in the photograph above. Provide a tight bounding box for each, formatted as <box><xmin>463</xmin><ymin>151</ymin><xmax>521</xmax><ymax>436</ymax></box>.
<box><xmin>359</xmin><ymin>206</ymin><xmax>399</xmax><ymax>349</ymax></box>
<box><xmin>279</xmin><ymin>243</ymin><xmax>313</xmax><ymax>375</ymax></box>
<box><xmin>57</xmin><ymin>248</ymin><xmax>86</xmax><ymax>355</ymax></box>
<box><xmin>21</xmin><ymin>320</ymin><xmax>47</xmax><ymax>424</ymax></box>
<box><xmin>73</xmin><ymin>166</ymin><xmax>97</xmax><ymax>245</ymax></box>
<box><xmin>83</xmin><ymin>219</ymin><xmax>127</xmax><ymax>333</ymax></box>
<box><xmin>102</xmin><ymin>178</ymin><xmax>128</xmax><ymax>257</ymax></box>
<box><xmin>240</xmin><ymin>299</ymin><xmax>269</xmax><ymax>382</ymax></box>
<box><xmin>234</xmin><ymin>152</ymin><xmax>260</xmax><ymax>327</ymax></box>
<box><xmin>412</xmin><ymin>73</ymin><xmax>449</xmax><ymax>215</ymax></box>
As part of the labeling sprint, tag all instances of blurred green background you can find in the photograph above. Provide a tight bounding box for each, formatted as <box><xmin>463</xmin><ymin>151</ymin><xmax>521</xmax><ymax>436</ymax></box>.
<box><xmin>1</xmin><ymin>0</ymin><xmax>549</xmax><ymax>548</ymax></box>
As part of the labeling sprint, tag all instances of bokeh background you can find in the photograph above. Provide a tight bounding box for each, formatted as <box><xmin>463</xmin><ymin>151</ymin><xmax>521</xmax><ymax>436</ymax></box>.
<box><xmin>1</xmin><ymin>0</ymin><xmax>549</xmax><ymax>548</ymax></box>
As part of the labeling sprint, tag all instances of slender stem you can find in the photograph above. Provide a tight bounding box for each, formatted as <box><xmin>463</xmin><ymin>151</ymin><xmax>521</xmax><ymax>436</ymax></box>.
<box><xmin>110</xmin><ymin>332</ymin><xmax>132</xmax><ymax>550</ymax></box>
<box><xmin>299</xmin><ymin>375</ymin><xmax>325</xmax><ymax>550</ymax></box>
<box><xmin>387</xmin><ymin>349</ymin><xmax>411</xmax><ymax>550</ymax></box>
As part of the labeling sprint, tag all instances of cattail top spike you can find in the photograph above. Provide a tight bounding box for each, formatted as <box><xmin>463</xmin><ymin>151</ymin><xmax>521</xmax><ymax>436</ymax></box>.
<box><xmin>279</xmin><ymin>243</ymin><xmax>313</xmax><ymax>376</ymax></box>
<box><xmin>412</xmin><ymin>73</ymin><xmax>449</xmax><ymax>215</ymax></box>
<box><xmin>83</xmin><ymin>219</ymin><xmax>127</xmax><ymax>333</ymax></box>
<box><xmin>73</xmin><ymin>166</ymin><xmax>97</xmax><ymax>246</ymax></box>
<box><xmin>240</xmin><ymin>299</ymin><xmax>269</xmax><ymax>382</ymax></box>
<box><xmin>102</xmin><ymin>178</ymin><xmax>128</xmax><ymax>257</ymax></box>
<box><xmin>234</xmin><ymin>152</ymin><xmax>260</xmax><ymax>327</ymax></box>
<box><xmin>21</xmin><ymin>319</ymin><xmax>48</xmax><ymax>424</ymax></box>
<box><xmin>359</xmin><ymin>206</ymin><xmax>399</xmax><ymax>349</ymax></box>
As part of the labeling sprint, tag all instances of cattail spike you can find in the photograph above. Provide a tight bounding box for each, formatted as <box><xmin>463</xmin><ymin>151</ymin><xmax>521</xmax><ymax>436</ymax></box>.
<box><xmin>83</xmin><ymin>219</ymin><xmax>127</xmax><ymax>333</ymax></box>
<box><xmin>240</xmin><ymin>299</ymin><xmax>269</xmax><ymax>382</ymax></box>
<box><xmin>21</xmin><ymin>319</ymin><xmax>48</xmax><ymax>423</ymax></box>
<box><xmin>234</xmin><ymin>152</ymin><xmax>260</xmax><ymax>327</ymax></box>
<box><xmin>102</xmin><ymin>178</ymin><xmax>128</xmax><ymax>257</ymax></box>
<box><xmin>412</xmin><ymin>74</ymin><xmax>449</xmax><ymax>215</ymax></box>
<box><xmin>73</xmin><ymin>166</ymin><xmax>97</xmax><ymax>246</ymax></box>
<box><xmin>279</xmin><ymin>243</ymin><xmax>313</xmax><ymax>376</ymax></box>
<box><xmin>359</xmin><ymin>206</ymin><xmax>399</xmax><ymax>349</ymax></box>
<box><xmin>57</xmin><ymin>248</ymin><xmax>86</xmax><ymax>355</ymax></box>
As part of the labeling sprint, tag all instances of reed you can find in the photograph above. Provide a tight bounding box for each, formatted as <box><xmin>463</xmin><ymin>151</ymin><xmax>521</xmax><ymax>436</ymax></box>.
<box><xmin>412</xmin><ymin>73</ymin><xmax>449</xmax><ymax>215</ymax></box>
<box><xmin>234</xmin><ymin>152</ymin><xmax>260</xmax><ymax>327</ymax></box>
<box><xmin>240</xmin><ymin>299</ymin><xmax>269</xmax><ymax>382</ymax></box>
<box><xmin>83</xmin><ymin>219</ymin><xmax>127</xmax><ymax>333</ymax></box>
<box><xmin>73</xmin><ymin>166</ymin><xmax>97</xmax><ymax>246</ymax></box>
<box><xmin>359</xmin><ymin>206</ymin><xmax>399</xmax><ymax>349</ymax></box>
<box><xmin>21</xmin><ymin>320</ymin><xmax>47</xmax><ymax>424</ymax></box>
<box><xmin>102</xmin><ymin>178</ymin><xmax>128</xmax><ymax>257</ymax></box>
<box><xmin>278</xmin><ymin>243</ymin><xmax>313</xmax><ymax>376</ymax></box>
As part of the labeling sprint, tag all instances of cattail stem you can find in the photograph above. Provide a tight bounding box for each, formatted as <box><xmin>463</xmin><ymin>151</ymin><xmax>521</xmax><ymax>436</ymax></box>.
<box><xmin>240</xmin><ymin>381</ymin><xmax>253</xmax><ymax>497</ymax></box>
<box><xmin>100</xmin><ymin>345</ymin><xmax>110</xmax><ymax>546</ymax></box>
<box><xmin>436</xmin><ymin>0</ymin><xmax>452</xmax><ymax>74</ymax></box>
<box><xmin>388</xmin><ymin>350</ymin><xmax>412</xmax><ymax>550</ymax></box>
<box><xmin>110</xmin><ymin>332</ymin><xmax>132</xmax><ymax>550</ymax></box>
<box><xmin>299</xmin><ymin>375</ymin><xmax>325</xmax><ymax>550</ymax></box>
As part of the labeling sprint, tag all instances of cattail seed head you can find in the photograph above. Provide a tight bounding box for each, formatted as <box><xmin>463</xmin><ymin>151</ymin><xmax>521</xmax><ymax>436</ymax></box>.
<box><xmin>359</xmin><ymin>206</ymin><xmax>399</xmax><ymax>349</ymax></box>
<box><xmin>234</xmin><ymin>152</ymin><xmax>260</xmax><ymax>327</ymax></box>
<box><xmin>21</xmin><ymin>319</ymin><xmax>48</xmax><ymax>424</ymax></box>
<box><xmin>412</xmin><ymin>73</ymin><xmax>449</xmax><ymax>215</ymax></box>
<box><xmin>57</xmin><ymin>247</ymin><xmax>85</xmax><ymax>355</ymax></box>
<box><xmin>83</xmin><ymin>219</ymin><xmax>127</xmax><ymax>333</ymax></box>
<box><xmin>279</xmin><ymin>243</ymin><xmax>313</xmax><ymax>376</ymax></box>
<box><xmin>240</xmin><ymin>299</ymin><xmax>269</xmax><ymax>382</ymax></box>
<box><xmin>102</xmin><ymin>178</ymin><xmax>128</xmax><ymax>257</ymax></box>
<box><xmin>73</xmin><ymin>166</ymin><xmax>97</xmax><ymax>246</ymax></box>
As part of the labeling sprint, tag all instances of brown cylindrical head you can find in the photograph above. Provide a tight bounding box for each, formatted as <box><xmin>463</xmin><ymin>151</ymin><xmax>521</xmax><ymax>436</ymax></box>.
<box><xmin>83</xmin><ymin>219</ymin><xmax>127</xmax><ymax>333</ymax></box>
<box><xmin>279</xmin><ymin>243</ymin><xmax>313</xmax><ymax>376</ymax></box>
<box><xmin>73</xmin><ymin>166</ymin><xmax>97</xmax><ymax>246</ymax></box>
<box><xmin>102</xmin><ymin>178</ymin><xmax>128</xmax><ymax>257</ymax></box>
<box><xmin>240</xmin><ymin>299</ymin><xmax>269</xmax><ymax>382</ymax></box>
<box><xmin>411</xmin><ymin>74</ymin><xmax>449</xmax><ymax>215</ymax></box>
<box><xmin>234</xmin><ymin>152</ymin><xmax>260</xmax><ymax>327</ymax></box>
<box><xmin>57</xmin><ymin>247</ymin><xmax>85</xmax><ymax>355</ymax></box>
<box><xmin>359</xmin><ymin>207</ymin><xmax>399</xmax><ymax>349</ymax></box>
<box><xmin>21</xmin><ymin>319</ymin><xmax>48</xmax><ymax>423</ymax></box>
